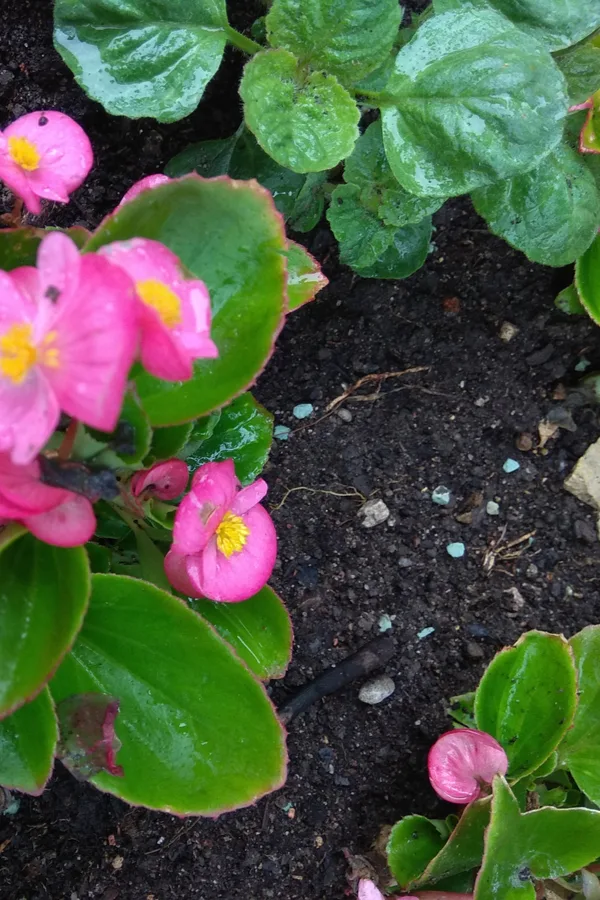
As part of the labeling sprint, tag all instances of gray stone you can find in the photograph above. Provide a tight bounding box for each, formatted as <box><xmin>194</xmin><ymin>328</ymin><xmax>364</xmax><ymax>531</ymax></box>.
<box><xmin>358</xmin><ymin>499</ymin><xmax>390</xmax><ymax>528</ymax></box>
<box><xmin>359</xmin><ymin>675</ymin><xmax>396</xmax><ymax>705</ymax></box>
<box><xmin>466</xmin><ymin>642</ymin><xmax>485</xmax><ymax>659</ymax></box>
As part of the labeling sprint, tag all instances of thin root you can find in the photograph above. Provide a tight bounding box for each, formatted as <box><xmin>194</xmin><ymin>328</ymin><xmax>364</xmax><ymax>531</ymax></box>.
<box><xmin>270</xmin><ymin>485</ymin><xmax>366</xmax><ymax>513</ymax></box>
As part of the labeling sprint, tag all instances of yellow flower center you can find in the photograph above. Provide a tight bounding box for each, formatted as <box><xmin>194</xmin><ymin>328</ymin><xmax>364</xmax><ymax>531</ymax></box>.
<box><xmin>215</xmin><ymin>511</ymin><xmax>250</xmax><ymax>558</ymax></box>
<box><xmin>8</xmin><ymin>136</ymin><xmax>41</xmax><ymax>172</ymax></box>
<box><xmin>136</xmin><ymin>279</ymin><xmax>182</xmax><ymax>329</ymax></box>
<box><xmin>0</xmin><ymin>325</ymin><xmax>59</xmax><ymax>384</ymax></box>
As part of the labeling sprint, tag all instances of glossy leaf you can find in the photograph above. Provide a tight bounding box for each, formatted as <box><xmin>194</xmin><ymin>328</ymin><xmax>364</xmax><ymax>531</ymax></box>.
<box><xmin>472</xmin><ymin>144</ymin><xmax>600</xmax><ymax>267</ymax></box>
<box><xmin>87</xmin><ymin>176</ymin><xmax>287</xmax><ymax>426</ymax></box>
<box><xmin>555</xmin><ymin>39</ymin><xmax>600</xmax><ymax>106</ymax></box>
<box><xmin>415</xmin><ymin>799</ymin><xmax>490</xmax><ymax>888</ymax></box>
<box><xmin>576</xmin><ymin>232</ymin><xmax>600</xmax><ymax>325</ymax></box>
<box><xmin>0</xmin><ymin>534</ymin><xmax>90</xmax><ymax>718</ymax></box>
<box><xmin>448</xmin><ymin>691</ymin><xmax>476</xmax><ymax>728</ymax></box>
<box><xmin>287</xmin><ymin>173</ymin><xmax>328</xmax><ymax>232</ymax></box>
<box><xmin>285</xmin><ymin>241</ymin><xmax>328</xmax><ymax>311</ymax></box>
<box><xmin>387</xmin><ymin>815</ymin><xmax>445</xmax><ymax>888</ymax></box>
<box><xmin>165</xmin><ymin>133</ymin><xmax>241</xmax><ymax>179</ymax></box>
<box><xmin>0</xmin><ymin>689</ymin><xmax>57</xmax><ymax>794</ymax></box>
<box><xmin>134</xmin><ymin>528</ymin><xmax>172</xmax><ymax>593</ymax></box>
<box><xmin>560</xmin><ymin>626</ymin><xmax>600</xmax><ymax>804</ymax></box>
<box><xmin>382</xmin><ymin>9</ymin><xmax>568</xmax><ymax>197</ymax></box>
<box><xmin>555</xmin><ymin>283</ymin><xmax>585</xmax><ymax>315</ymax></box>
<box><xmin>266</xmin><ymin>0</ymin><xmax>402</xmax><ymax>85</ymax></box>
<box><xmin>434</xmin><ymin>0</ymin><xmax>600</xmax><ymax>52</ymax></box>
<box><xmin>186</xmin><ymin>393</ymin><xmax>273</xmax><ymax>486</ymax></box>
<box><xmin>148</xmin><ymin>423</ymin><xmax>194</xmax><ymax>464</ymax></box>
<box><xmin>328</xmin><ymin>184</ymin><xmax>397</xmax><ymax>270</ymax></box>
<box><xmin>240</xmin><ymin>49</ymin><xmax>360</xmax><ymax>173</ymax></box>
<box><xmin>190</xmin><ymin>585</ymin><xmax>292</xmax><ymax>680</ymax></box>
<box><xmin>0</xmin><ymin>226</ymin><xmax>91</xmax><ymax>270</ymax></box>
<box><xmin>354</xmin><ymin>218</ymin><xmax>432</xmax><ymax>280</ymax></box>
<box><xmin>50</xmin><ymin>574</ymin><xmax>287</xmax><ymax>814</ymax></box>
<box><xmin>474</xmin><ymin>631</ymin><xmax>577</xmax><ymax>780</ymax></box>
<box><xmin>53</xmin><ymin>0</ymin><xmax>228</xmax><ymax>122</ymax></box>
<box><xmin>474</xmin><ymin>776</ymin><xmax>600</xmax><ymax>900</ymax></box>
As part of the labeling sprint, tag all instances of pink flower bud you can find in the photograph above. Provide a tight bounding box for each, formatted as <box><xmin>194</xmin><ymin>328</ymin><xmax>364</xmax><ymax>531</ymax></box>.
<box><xmin>428</xmin><ymin>728</ymin><xmax>508</xmax><ymax>804</ymax></box>
<box><xmin>131</xmin><ymin>459</ymin><xmax>189</xmax><ymax>501</ymax></box>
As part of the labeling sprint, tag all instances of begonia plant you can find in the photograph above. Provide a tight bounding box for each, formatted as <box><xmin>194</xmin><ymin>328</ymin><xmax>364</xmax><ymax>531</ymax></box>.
<box><xmin>53</xmin><ymin>0</ymin><xmax>600</xmax><ymax>283</ymax></box>
<box><xmin>357</xmin><ymin>628</ymin><xmax>600</xmax><ymax>900</ymax></box>
<box><xmin>0</xmin><ymin>109</ymin><xmax>327</xmax><ymax>815</ymax></box>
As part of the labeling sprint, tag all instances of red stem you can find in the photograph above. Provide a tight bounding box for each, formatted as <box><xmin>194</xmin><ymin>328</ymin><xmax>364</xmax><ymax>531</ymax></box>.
<box><xmin>58</xmin><ymin>419</ymin><xmax>79</xmax><ymax>460</ymax></box>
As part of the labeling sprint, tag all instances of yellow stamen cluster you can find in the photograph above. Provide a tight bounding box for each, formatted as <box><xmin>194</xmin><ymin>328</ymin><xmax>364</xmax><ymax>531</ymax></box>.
<box><xmin>136</xmin><ymin>279</ymin><xmax>182</xmax><ymax>329</ymax></box>
<box><xmin>8</xmin><ymin>136</ymin><xmax>41</xmax><ymax>171</ymax></box>
<box><xmin>0</xmin><ymin>325</ymin><xmax>59</xmax><ymax>384</ymax></box>
<box><xmin>216</xmin><ymin>511</ymin><xmax>250</xmax><ymax>557</ymax></box>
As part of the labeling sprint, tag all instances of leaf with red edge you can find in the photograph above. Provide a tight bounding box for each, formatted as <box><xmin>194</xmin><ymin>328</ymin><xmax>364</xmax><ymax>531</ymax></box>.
<box><xmin>0</xmin><ymin>533</ymin><xmax>90</xmax><ymax>718</ymax></box>
<box><xmin>285</xmin><ymin>242</ymin><xmax>328</xmax><ymax>312</ymax></box>
<box><xmin>0</xmin><ymin>688</ymin><xmax>58</xmax><ymax>794</ymax></box>
<box><xmin>56</xmin><ymin>693</ymin><xmax>123</xmax><ymax>779</ymax></box>
<box><xmin>85</xmin><ymin>176</ymin><xmax>287</xmax><ymax>427</ymax></box>
<box><xmin>0</xmin><ymin>226</ymin><xmax>91</xmax><ymax>270</ymax></box>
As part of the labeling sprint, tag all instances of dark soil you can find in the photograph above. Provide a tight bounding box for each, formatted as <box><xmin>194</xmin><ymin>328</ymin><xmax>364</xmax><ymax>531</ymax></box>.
<box><xmin>1</xmin><ymin>2</ymin><xmax>600</xmax><ymax>899</ymax></box>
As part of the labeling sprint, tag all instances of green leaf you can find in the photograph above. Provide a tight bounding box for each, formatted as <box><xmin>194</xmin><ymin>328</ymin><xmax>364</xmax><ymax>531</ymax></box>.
<box><xmin>382</xmin><ymin>9</ymin><xmax>568</xmax><ymax>197</ymax></box>
<box><xmin>50</xmin><ymin>574</ymin><xmax>287</xmax><ymax>814</ymax></box>
<box><xmin>148</xmin><ymin>422</ymin><xmax>194</xmax><ymax>463</ymax></box>
<box><xmin>560</xmin><ymin>626</ymin><xmax>600</xmax><ymax>804</ymax></box>
<box><xmin>165</xmin><ymin>132</ymin><xmax>241</xmax><ymax>179</ymax></box>
<box><xmin>471</xmin><ymin>144</ymin><xmax>600</xmax><ymax>267</ymax></box>
<box><xmin>86</xmin><ymin>542</ymin><xmax>111</xmax><ymax>574</ymax></box>
<box><xmin>475</xmin><ymin>776</ymin><xmax>600</xmax><ymax>900</ymax></box>
<box><xmin>344</xmin><ymin>121</ymin><xmax>445</xmax><ymax>228</ymax></box>
<box><xmin>327</xmin><ymin>184</ymin><xmax>397</xmax><ymax>270</ymax></box>
<box><xmin>448</xmin><ymin>691</ymin><xmax>476</xmax><ymax>728</ymax></box>
<box><xmin>287</xmin><ymin>172</ymin><xmax>328</xmax><ymax>232</ymax></box>
<box><xmin>86</xmin><ymin>176</ymin><xmax>287</xmax><ymax>426</ymax></box>
<box><xmin>285</xmin><ymin>241</ymin><xmax>328</xmax><ymax>311</ymax></box>
<box><xmin>0</xmin><ymin>689</ymin><xmax>57</xmax><ymax>794</ymax></box>
<box><xmin>555</xmin><ymin>39</ymin><xmax>600</xmax><ymax>106</ymax></box>
<box><xmin>53</xmin><ymin>0</ymin><xmax>228</xmax><ymax>122</ymax></box>
<box><xmin>134</xmin><ymin>529</ymin><xmax>172</xmax><ymax>593</ymax></box>
<box><xmin>475</xmin><ymin>631</ymin><xmax>577</xmax><ymax>781</ymax></box>
<box><xmin>91</xmin><ymin>389</ymin><xmax>152</xmax><ymax>466</ymax></box>
<box><xmin>387</xmin><ymin>815</ymin><xmax>446</xmax><ymax>888</ymax></box>
<box><xmin>353</xmin><ymin>218</ymin><xmax>432</xmax><ymax>279</ymax></box>
<box><xmin>434</xmin><ymin>0</ymin><xmax>600</xmax><ymax>52</ymax></box>
<box><xmin>0</xmin><ymin>534</ymin><xmax>90</xmax><ymax>717</ymax></box>
<box><xmin>576</xmin><ymin>232</ymin><xmax>600</xmax><ymax>325</ymax></box>
<box><xmin>240</xmin><ymin>49</ymin><xmax>360</xmax><ymax>173</ymax></box>
<box><xmin>186</xmin><ymin>393</ymin><xmax>273</xmax><ymax>486</ymax></box>
<box><xmin>555</xmin><ymin>283</ymin><xmax>586</xmax><ymax>315</ymax></box>
<box><xmin>416</xmin><ymin>799</ymin><xmax>490</xmax><ymax>888</ymax></box>
<box><xmin>0</xmin><ymin>226</ymin><xmax>91</xmax><ymax>270</ymax></box>
<box><xmin>190</xmin><ymin>585</ymin><xmax>292</xmax><ymax>680</ymax></box>
<box><xmin>266</xmin><ymin>0</ymin><xmax>402</xmax><ymax>85</ymax></box>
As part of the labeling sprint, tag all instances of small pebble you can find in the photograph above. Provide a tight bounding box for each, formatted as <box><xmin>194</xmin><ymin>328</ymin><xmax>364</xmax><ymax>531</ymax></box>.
<box><xmin>516</xmin><ymin>432</ymin><xmax>534</xmax><ymax>452</ymax></box>
<box><xmin>503</xmin><ymin>458</ymin><xmax>520</xmax><ymax>474</ymax></box>
<box><xmin>293</xmin><ymin>403</ymin><xmax>314</xmax><ymax>420</ymax></box>
<box><xmin>575</xmin><ymin>357</ymin><xmax>591</xmax><ymax>372</ymax></box>
<box><xmin>359</xmin><ymin>675</ymin><xmax>396</xmax><ymax>705</ymax></box>
<box><xmin>274</xmin><ymin>425</ymin><xmax>291</xmax><ymax>441</ymax></box>
<box><xmin>574</xmin><ymin>519</ymin><xmax>597</xmax><ymax>544</ymax></box>
<box><xmin>526</xmin><ymin>563</ymin><xmax>539</xmax><ymax>578</ymax></box>
<box><xmin>378</xmin><ymin>614</ymin><xmax>393</xmax><ymax>633</ymax></box>
<box><xmin>336</xmin><ymin>408</ymin><xmax>353</xmax><ymax>423</ymax></box>
<box><xmin>486</xmin><ymin>501</ymin><xmax>500</xmax><ymax>516</ymax></box>
<box><xmin>499</xmin><ymin>321</ymin><xmax>519</xmax><ymax>342</ymax></box>
<box><xmin>432</xmin><ymin>485</ymin><xmax>451</xmax><ymax>506</ymax></box>
<box><xmin>466</xmin><ymin>641</ymin><xmax>485</xmax><ymax>659</ymax></box>
<box><xmin>398</xmin><ymin>556</ymin><xmax>413</xmax><ymax>569</ymax></box>
<box><xmin>417</xmin><ymin>626</ymin><xmax>435</xmax><ymax>640</ymax></box>
<box><xmin>358</xmin><ymin>499</ymin><xmax>390</xmax><ymax>528</ymax></box>
<box><xmin>446</xmin><ymin>542</ymin><xmax>465</xmax><ymax>558</ymax></box>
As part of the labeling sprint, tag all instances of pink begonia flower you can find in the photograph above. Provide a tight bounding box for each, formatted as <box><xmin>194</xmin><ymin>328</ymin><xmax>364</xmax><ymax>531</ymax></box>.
<box><xmin>118</xmin><ymin>173</ymin><xmax>171</xmax><ymax>207</ymax></box>
<box><xmin>0</xmin><ymin>452</ymin><xmax>95</xmax><ymax>547</ymax></box>
<box><xmin>131</xmin><ymin>458</ymin><xmax>189</xmax><ymax>500</ymax></box>
<box><xmin>0</xmin><ymin>111</ymin><xmax>93</xmax><ymax>214</ymax></box>
<box><xmin>357</xmin><ymin>881</ymin><xmax>412</xmax><ymax>900</ymax></box>
<box><xmin>428</xmin><ymin>728</ymin><xmax>508</xmax><ymax>805</ymax></box>
<box><xmin>165</xmin><ymin>458</ymin><xmax>277</xmax><ymax>602</ymax></box>
<box><xmin>98</xmin><ymin>238</ymin><xmax>218</xmax><ymax>381</ymax></box>
<box><xmin>0</xmin><ymin>231</ymin><xmax>137</xmax><ymax>464</ymax></box>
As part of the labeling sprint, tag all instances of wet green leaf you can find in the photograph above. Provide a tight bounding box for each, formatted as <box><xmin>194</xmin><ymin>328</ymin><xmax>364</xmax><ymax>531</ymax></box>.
<box><xmin>555</xmin><ymin>38</ymin><xmax>600</xmax><ymax>106</ymax></box>
<box><xmin>190</xmin><ymin>585</ymin><xmax>292</xmax><ymax>680</ymax></box>
<box><xmin>475</xmin><ymin>631</ymin><xmax>577</xmax><ymax>780</ymax></box>
<box><xmin>240</xmin><ymin>49</ymin><xmax>360</xmax><ymax>173</ymax></box>
<box><xmin>353</xmin><ymin>218</ymin><xmax>432</xmax><ymax>279</ymax></box>
<box><xmin>165</xmin><ymin>133</ymin><xmax>241</xmax><ymax>179</ymax></box>
<box><xmin>87</xmin><ymin>177</ymin><xmax>287</xmax><ymax>426</ymax></box>
<box><xmin>576</xmin><ymin>232</ymin><xmax>600</xmax><ymax>325</ymax></box>
<box><xmin>387</xmin><ymin>815</ymin><xmax>446</xmax><ymax>888</ymax></box>
<box><xmin>266</xmin><ymin>0</ymin><xmax>402</xmax><ymax>85</ymax></box>
<box><xmin>382</xmin><ymin>9</ymin><xmax>568</xmax><ymax>197</ymax></box>
<box><xmin>0</xmin><ymin>534</ymin><xmax>90</xmax><ymax>717</ymax></box>
<box><xmin>51</xmin><ymin>574</ymin><xmax>287</xmax><ymax>814</ymax></box>
<box><xmin>555</xmin><ymin>283</ymin><xmax>586</xmax><ymax>315</ymax></box>
<box><xmin>91</xmin><ymin>390</ymin><xmax>152</xmax><ymax>466</ymax></box>
<box><xmin>328</xmin><ymin>184</ymin><xmax>397</xmax><ymax>270</ymax></box>
<box><xmin>287</xmin><ymin>173</ymin><xmax>328</xmax><ymax>232</ymax></box>
<box><xmin>472</xmin><ymin>144</ymin><xmax>600</xmax><ymax>267</ymax></box>
<box><xmin>148</xmin><ymin>423</ymin><xmax>194</xmax><ymax>464</ymax></box>
<box><xmin>0</xmin><ymin>689</ymin><xmax>57</xmax><ymax>794</ymax></box>
<box><xmin>448</xmin><ymin>691</ymin><xmax>476</xmax><ymax>728</ymax></box>
<box><xmin>0</xmin><ymin>226</ymin><xmax>91</xmax><ymax>270</ymax></box>
<box><xmin>186</xmin><ymin>393</ymin><xmax>272</xmax><ymax>486</ymax></box>
<box><xmin>415</xmin><ymin>799</ymin><xmax>490</xmax><ymax>888</ymax></box>
<box><xmin>53</xmin><ymin>0</ymin><xmax>228</xmax><ymax>122</ymax></box>
<box><xmin>560</xmin><ymin>626</ymin><xmax>600</xmax><ymax>805</ymax></box>
<box><xmin>134</xmin><ymin>529</ymin><xmax>171</xmax><ymax>593</ymax></box>
<box><xmin>285</xmin><ymin>241</ymin><xmax>328</xmax><ymax>311</ymax></box>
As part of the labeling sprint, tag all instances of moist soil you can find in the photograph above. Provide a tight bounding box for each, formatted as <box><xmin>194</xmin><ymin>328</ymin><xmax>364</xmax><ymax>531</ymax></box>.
<box><xmin>1</xmin><ymin>2</ymin><xmax>600</xmax><ymax>899</ymax></box>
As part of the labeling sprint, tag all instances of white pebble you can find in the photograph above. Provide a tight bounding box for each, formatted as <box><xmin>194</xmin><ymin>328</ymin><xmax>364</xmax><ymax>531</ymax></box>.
<box><xmin>358</xmin><ymin>499</ymin><xmax>390</xmax><ymax>528</ymax></box>
<box><xmin>359</xmin><ymin>675</ymin><xmax>395</xmax><ymax>705</ymax></box>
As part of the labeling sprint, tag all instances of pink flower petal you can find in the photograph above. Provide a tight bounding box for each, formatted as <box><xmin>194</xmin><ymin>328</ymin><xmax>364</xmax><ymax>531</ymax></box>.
<box><xmin>57</xmin><ymin>693</ymin><xmax>124</xmax><ymax>779</ymax></box>
<box><xmin>131</xmin><ymin>459</ymin><xmax>189</xmax><ymax>500</ymax></box>
<box><xmin>23</xmin><ymin>493</ymin><xmax>96</xmax><ymax>547</ymax></box>
<box><xmin>172</xmin><ymin>460</ymin><xmax>238</xmax><ymax>556</ymax></box>
<box><xmin>428</xmin><ymin>728</ymin><xmax>508</xmax><ymax>804</ymax></box>
<box><xmin>188</xmin><ymin>503</ymin><xmax>277</xmax><ymax>602</ymax></box>
<box><xmin>37</xmin><ymin>230</ymin><xmax>81</xmax><ymax>300</ymax></box>
<box><xmin>0</xmin><ymin>453</ymin><xmax>66</xmax><ymax>515</ymax></box>
<box><xmin>357</xmin><ymin>881</ymin><xmax>386</xmax><ymax>900</ymax></box>
<box><xmin>118</xmin><ymin>174</ymin><xmax>171</xmax><ymax>207</ymax></box>
<box><xmin>164</xmin><ymin>549</ymin><xmax>198</xmax><ymax>596</ymax></box>
<box><xmin>0</xmin><ymin>369</ymin><xmax>60</xmax><ymax>465</ymax></box>
<box><xmin>10</xmin><ymin>266</ymin><xmax>40</xmax><ymax>307</ymax></box>
<box><xmin>138</xmin><ymin>308</ymin><xmax>195</xmax><ymax>381</ymax></box>
<box><xmin>230</xmin><ymin>478</ymin><xmax>268</xmax><ymax>516</ymax></box>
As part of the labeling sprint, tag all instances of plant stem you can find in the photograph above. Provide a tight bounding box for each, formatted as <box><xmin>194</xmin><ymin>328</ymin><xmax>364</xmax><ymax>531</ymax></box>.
<box><xmin>223</xmin><ymin>25</ymin><xmax>262</xmax><ymax>55</ymax></box>
<box><xmin>58</xmin><ymin>419</ymin><xmax>79</xmax><ymax>460</ymax></box>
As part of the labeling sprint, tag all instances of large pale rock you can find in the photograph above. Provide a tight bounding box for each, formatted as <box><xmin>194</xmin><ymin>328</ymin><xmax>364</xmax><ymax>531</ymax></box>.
<box><xmin>564</xmin><ymin>438</ymin><xmax>600</xmax><ymax>539</ymax></box>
